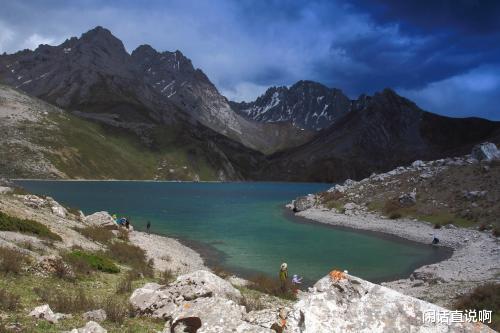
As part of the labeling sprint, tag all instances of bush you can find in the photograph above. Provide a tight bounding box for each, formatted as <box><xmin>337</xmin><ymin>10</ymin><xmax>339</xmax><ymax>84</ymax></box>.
<box><xmin>239</xmin><ymin>295</ymin><xmax>265</xmax><ymax>312</ymax></box>
<box><xmin>0</xmin><ymin>247</ymin><xmax>29</xmax><ymax>275</ymax></box>
<box><xmin>102</xmin><ymin>297</ymin><xmax>131</xmax><ymax>324</ymax></box>
<box><xmin>318</xmin><ymin>191</ymin><xmax>344</xmax><ymax>203</ymax></box>
<box><xmin>454</xmin><ymin>283</ymin><xmax>500</xmax><ymax>331</ymax></box>
<box><xmin>383</xmin><ymin>198</ymin><xmax>401</xmax><ymax>215</ymax></box>
<box><xmin>389</xmin><ymin>212</ymin><xmax>402</xmax><ymax>219</ymax></box>
<box><xmin>34</xmin><ymin>287</ymin><xmax>97</xmax><ymax>313</ymax></box>
<box><xmin>77</xmin><ymin>226</ymin><xmax>114</xmax><ymax>244</ymax></box>
<box><xmin>116</xmin><ymin>271</ymin><xmax>135</xmax><ymax>294</ymax></box>
<box><xmin>0</xmin><ymin>288</ymin><xmax>20</xmax><ymax>311</ymax></box>
<box><xmin>493</xmin><ymin>227</ymin><xmax>499</xmax><ymax>237</ymax></box>
<box><xmin>106</xmin><ymin>242</ymin><xmax>153</xmax><ymax>277</ymax></box>
<box><xmin>159</xmin><ymin>269</ymin><xmax>175</xmax><ymax>285</ymax></box>
<box><xmin>433</xmin><ymin>223</ymin><xmax>442</xmax><ymax>229</ymax></box>
<box><xmin>0</xmin><ymin>211</ymin><xmax>61</xmax><ymax>241</ymax></box>
<box><xmin>64</xmin><ymin>250</ymin><xmax>120</xmax><ymax>274</ymax></box>
<box><xmin>52</xmin><ymin>258</ymin><xmax>74</xmax><ymax>280</ymax></box>
<box><xmin>117</xmin><ymin>229</ymin><xmax>129</xmax><ymax>242</ymax></box>
<box><xmin>247</xmin><ymin>275</ymin><xmax>296</xmax><ymax>301</ymax></box>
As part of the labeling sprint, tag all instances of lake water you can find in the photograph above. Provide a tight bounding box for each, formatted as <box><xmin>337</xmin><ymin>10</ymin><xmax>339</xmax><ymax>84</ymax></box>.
<box><xmin>15</xmin><ymin>181</ymin><xmax>449</xmax><ymax>283</ymax></box>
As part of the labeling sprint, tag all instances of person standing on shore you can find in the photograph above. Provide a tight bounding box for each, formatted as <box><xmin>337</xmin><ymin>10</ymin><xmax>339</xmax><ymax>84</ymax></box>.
<box><xmin>146</xmin><ymin>221</ymin><xmax>151</xmax><ymax>234</ymax></box>
<box><xmin>279</xmin><ymin>263</ymin><xmax>288</xmax><ymax>293</ymax></box>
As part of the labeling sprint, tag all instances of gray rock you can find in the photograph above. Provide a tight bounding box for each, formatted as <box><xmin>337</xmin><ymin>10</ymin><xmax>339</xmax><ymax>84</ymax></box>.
<box><xmin>130</xmin><ymin>270</ymin><xmax>242</xmax><ymax>318</ymax></box>
<box><xmin>411</xmin><ymin>160</ymin><xmax>425</xmax><ymax>168</ymax></box>
<box><xmin>463</xmin><ymin>190</ymin><xmax>487</xmax><ymax>201</ymax></box>
<box><xmin>67</xmin><ymin>321</ymin><xmax>107</xmax><ymax>333</ymax></box>
<box><xmin>22</xmin><ymin>194</ymin><xmax>47</xmax><ymax>209</ymax></box>
<box><xmin>29</xmin><ymin>304</ymin><xmax>68</xmax><ymax>324</ymax></box>
<box><xmin>131</xmin><ymin>270</ymin><xmax>271</xmax><ymax>332</ymax></box>
<box><xmin>399</xmin><ymin>189</ymin><xmax>417</xmax><ymax>206</ymax></box>
<box><xmin>84</xmin><ymin>211</ymin><xmax>116</xmax><ymax>227</ymax></box>
<box><xmin>83</xmin><ymin>309</ymin><xmax>107</xmax><ymax>322</ymax></box>
<box><xmin>285</xmin><ymin>273</ymin><xmax>493</xmax><ymax>332</ymax></box>
<box><xmin>293</xmin><ymin>194</ymin><xmax>315</xmax><ymax>212</ymax></box>
<box><xmin>471</xmin><ymin>142</ymin><xmax>500</xmax><ymax>161</ymax></box>
<box><xmin>0</xmin><ymin>186</ymin><xmax>12</xmax><ymax>194</ymax></box>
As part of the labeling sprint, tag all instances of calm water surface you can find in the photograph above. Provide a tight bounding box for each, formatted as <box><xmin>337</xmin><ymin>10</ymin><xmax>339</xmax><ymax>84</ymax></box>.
<box><xmin>16</xmin><ymin>181</ymin><xmax>449</xmax><ymax>283</ymax></box>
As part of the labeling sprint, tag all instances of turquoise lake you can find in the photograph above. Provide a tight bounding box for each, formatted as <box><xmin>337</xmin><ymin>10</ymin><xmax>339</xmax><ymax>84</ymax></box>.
<box><xmin>15</xmin><ymin>181</ymin><xmax>449</xmax><ymax>283</ymax></box>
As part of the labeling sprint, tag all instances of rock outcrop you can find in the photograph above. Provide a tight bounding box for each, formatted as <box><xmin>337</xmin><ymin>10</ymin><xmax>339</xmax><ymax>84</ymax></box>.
<box><xmin>130</xmin><ymin>270</ymin><xmax>274</xmax><ymax>332</ymax></box>
<box><xmin>284</xmin><ymin>272</ymin><xmax>494</xmax><ymax>333</ymax></box>
<box><xmin>471</xmin><ymin>142</ymin><xmax>500</xmax><ymax>161</ymax></box>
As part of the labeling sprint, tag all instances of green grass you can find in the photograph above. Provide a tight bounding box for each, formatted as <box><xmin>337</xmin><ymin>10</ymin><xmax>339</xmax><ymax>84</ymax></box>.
<box><xmin>65</xmin><ymin>250</ymin><xmax>120</xmax><ymax>274</ymax></box>
<box><xmin>0</xmin><ymin>211</ymin><xmax>61</xmax><ymax>241</ymax></box>
<box><xmin>0</xmin><ymin>268</ymin><xmax>163</xmax><ymax>332</ymax></box>
<box><xmin>416</xmin><ymin>212</ymin><xmax>476</xmax><ymax>228</ymax></box>
<box><xmin>35</xmin><ymin>113</ymin><xmax>219</xmax><ymax>181</ymax></box>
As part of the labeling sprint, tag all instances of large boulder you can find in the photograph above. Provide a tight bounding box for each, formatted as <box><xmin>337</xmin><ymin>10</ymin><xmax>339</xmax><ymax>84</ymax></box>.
<box><xmin>293</xmin><ymin>194</ymin><xmax>316</xmax><ymax>212</ymax></box>
<box><xmin>47</xmin><ymin>197</ymin><xmax>68</xmax><ymax>218</ymax></box>
<box><xmin>131</xmin><ymin>270</ymin><xmax>271</xmax><ymax>332</ymax></box>
<box><xmin>471</xmin><ymin>142</ymin><xmax>500</xmax><ymax>161</ymax></box>
<box><xmin>84</xmin><ymin>211</ymin><xmax>116</xmax><ymax>227</ymax></box>
<box><xmin>284</xmin><ymin>272</ymin><xmax>494</xmax><ymax>333</ymax></box>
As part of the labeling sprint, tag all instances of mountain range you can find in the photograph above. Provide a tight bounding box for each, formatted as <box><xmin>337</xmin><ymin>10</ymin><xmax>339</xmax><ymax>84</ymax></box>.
<box><xmin>1</xmin><ymin>26</ymin><xmax>499</xmax><ymax>182</ymax></box>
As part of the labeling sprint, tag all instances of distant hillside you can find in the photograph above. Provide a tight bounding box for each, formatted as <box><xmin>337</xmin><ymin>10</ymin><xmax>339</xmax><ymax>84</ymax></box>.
<box><xmin>0</xmin><ymin>84</ymin><xmax>265</xmax><ymax>181</ymax></box>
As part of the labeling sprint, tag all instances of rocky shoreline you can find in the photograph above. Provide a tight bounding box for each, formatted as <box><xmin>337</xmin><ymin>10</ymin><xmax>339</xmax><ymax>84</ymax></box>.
<box><xmin>288</xmin><ymin>143</ymin><xmax>500</xmax><ymax>308</ymax></box>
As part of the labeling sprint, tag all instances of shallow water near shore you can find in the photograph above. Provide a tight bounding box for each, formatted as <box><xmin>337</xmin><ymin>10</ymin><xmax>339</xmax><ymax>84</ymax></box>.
<box><xmin>16</xmin><ymin>180</ymin><xmax>450</xmax><ymax>283</ymax></box>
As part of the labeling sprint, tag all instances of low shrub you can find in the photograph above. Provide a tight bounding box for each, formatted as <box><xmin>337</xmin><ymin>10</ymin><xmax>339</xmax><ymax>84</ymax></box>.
<box><xmin>52</xmin><ymin>258</ymin><xmax>74</xmax><ymax>280</ymax></box>
<box><xmin>117</xmin><ymin>229</ymin><xmax>129</xmax><ymax>242</ymax></box>
<box><xmin>493</xmin><ymin>227</ymin><xmax>499</xmax><ymax>237</ymax></box>
<box><xmin>433</xmin><ymin>223</ymin><xmax>442</xmax><ymax>229</ymax></box>
<box><xmin>318</xmin><ymin>190</ymin><xmax>344</xmax><ymax>203</ymax></box>
<box><xmin>247</xmin><ymin>275</ymin><xmax>297</xmax><ymax>301</ymax></box>
<box><xmin>0</xmin><ymin>247</ymin><xmax>29</xmax><ymax>275</ymax></box>
<box><xmin>454</xmin><ymin>283</ymin><xmax>500</xmax><ymax>331</ymax></box>
<box><xmin>102</xmin><ymin>297</ymin><xmax>132</xmax><ymax>324</ymax></box>
<box><xmin>389</xmin><ymin>212</ymin><xmax>402</xmax><ymax>219</ymax></box>
<box><xmin>0</xmin><ymin>211</ymin><xmax>61</xmax><ymax>241</ymax></box>
<box><xmin>116</xmin><ymin>271</ymin><xmax>135</xmax><ymax>294</ymax></box>
<box><xmin>106</xmin><ymin>242</ymin><xmax>153</xmax><ymax>277</ymax></box>
<box><xmin>34</xmin><ymin>287</ymin><xmax>97</xmax><ymax>313</ymax></box>
<box><xmin>212</xmin><ymin>266</ymin><xmax>231</xmax><ymax>279</ymax></box>
<box><xmin>383</xmin><ymin>198</ymin><xmax>401</xmax><ymax>215</ymax></box>
<box><xmin>159</xmin><ymin>269</ymin><xmax>175</xmax><ymax>285</ymax></box>
<box><xmin>239</xmin><ymin>295</ymin><xmax>265</xmax><ymax>312</ymax></box>
<box><xmin>76</xmin><ymin>226</ymin><xmax>114</xmax><ymax>244</ymax></box>
<box><xmin>64</xmin><ymin>250</ymin><xmax>120</xmax><ymax>274</ymax></box>
<box><xmin>0</xmin><ymin>288</ymin><xmax>20</xmax><ymax>311</ymax></box>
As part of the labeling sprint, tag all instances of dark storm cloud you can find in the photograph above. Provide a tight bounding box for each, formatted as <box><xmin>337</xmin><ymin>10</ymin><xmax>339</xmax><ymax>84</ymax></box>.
<box><xmin>0</xmin><ymin>0</ymin><xmax>498</xmax><ymax>119</ymax></box>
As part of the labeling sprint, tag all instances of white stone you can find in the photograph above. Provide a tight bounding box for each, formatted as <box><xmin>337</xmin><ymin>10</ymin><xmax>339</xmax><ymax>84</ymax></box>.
<box><xmin>83</xmin><ymin>309</ymin><xmax>107</xmax><ymax>322</ymax></box>
<box><xmin>84</xmin><ymin>211</ymin><xmax>116</xmax><ymax>227</ymax></box>
<box><xmin>68</xmin><ymin>321</ymin><xmax>107</xmax><ymax>333</ymax></box>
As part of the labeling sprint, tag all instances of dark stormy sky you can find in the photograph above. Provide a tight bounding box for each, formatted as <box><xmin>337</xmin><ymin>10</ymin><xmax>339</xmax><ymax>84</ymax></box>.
<box><xmin>0</xmin><ymin>0</ymin><xmax>498</xmax><ymax>119</ymax></box>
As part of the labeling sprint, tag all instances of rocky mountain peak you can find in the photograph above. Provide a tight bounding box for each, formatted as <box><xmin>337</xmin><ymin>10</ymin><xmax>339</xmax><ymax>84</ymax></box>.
<box><xmin>231</xmin><ymin>80</ymin><xmax>351</xmax><ymax>130</ymax></box>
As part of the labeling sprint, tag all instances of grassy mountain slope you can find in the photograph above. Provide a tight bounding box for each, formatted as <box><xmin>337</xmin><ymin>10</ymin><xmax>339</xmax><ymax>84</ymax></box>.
<box><xmin>0</xmin><ymin>84</ymin><xmax>243</xmax><ymax>181</ymax></box>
